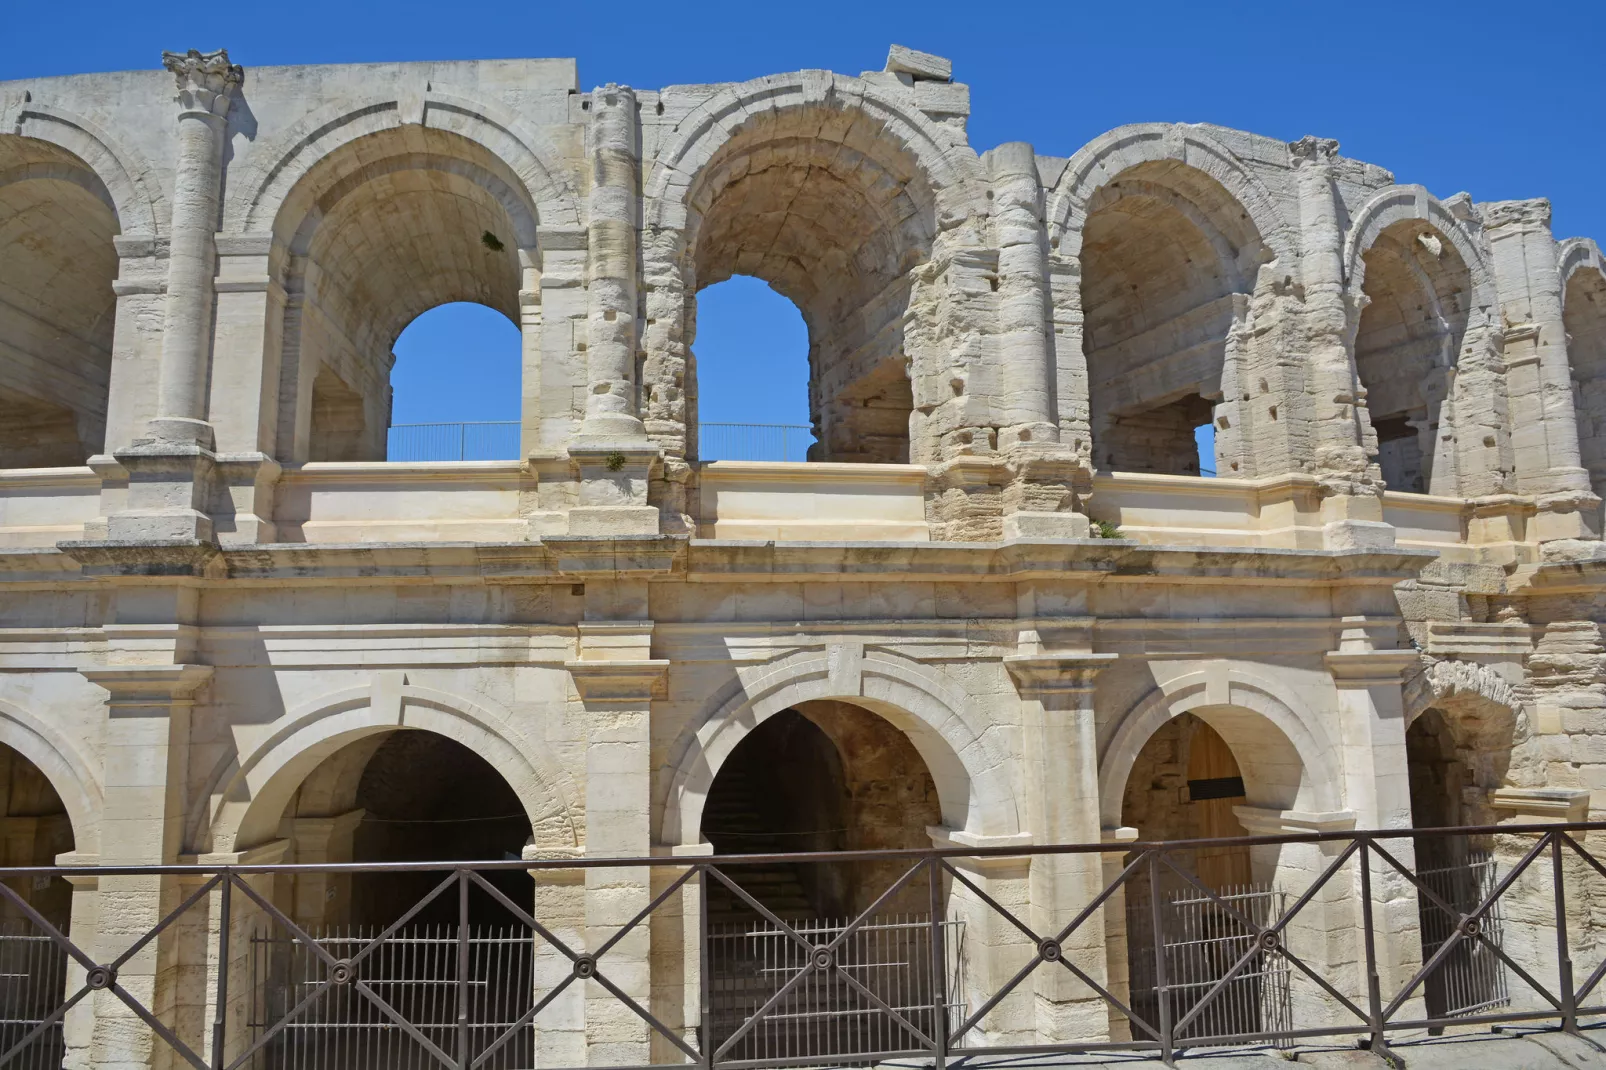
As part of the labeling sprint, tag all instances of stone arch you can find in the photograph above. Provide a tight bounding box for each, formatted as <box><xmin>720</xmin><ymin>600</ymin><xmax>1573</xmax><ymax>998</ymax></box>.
<box><xmin>253</xmin><ymin>110</ymin><xmax>559</xmax><ymax>463</ymax></box>
<box><xmin>1046</xmin><ymin>123</ymin><xmax>1298</xmax><ymax>264</ymax></box>
<box><xmin>0</xmin><ymin>697</ymin><xmax>102</xmax><ymax>855</ymax></box>
<box><xmin>5</xmin><ymin>98</ymin><xmax>165</xmax><ymax>236</ymax></box>
<box><xmin>1345</xmin><ymin>186</ymin><xmax>1506</xmax><ymax>497</ymax></box>
<box><xmin>1559</xmin><ymin>238</ymin><xmax>1606</xmax><ymax>500</ymax></box>
<box><xmin>1051</xmin><ymin>125</ymin><xmax>1293</xmax><ymax>478</ymax></box>
<box><xmin>662</xmin><ymin>645</ymin><xmax>1019</xmax><ymax>848</ymax></box>
<box><xmin>640</xmin><ymin>72</ymin><xmax>986</xmax><ymax>463</ymax></box>
<box><xmin>0</xmin><ymin>127</ymin><xmax>128</xmax><ymax>466</ymax></box>
<box><xmin>227</xmin><ymin>90</ymin><xmax>579</xmax><ymax>236</ymax></box>
<box><xmin>1097</xmin><ymin>666</ymin><xmax>1343</xmax><ymax>829</ymax></box>
<box><xmin>202</xmin><ymin>680</ymin><xmax>581</xmax><ymax>855</ymax></box>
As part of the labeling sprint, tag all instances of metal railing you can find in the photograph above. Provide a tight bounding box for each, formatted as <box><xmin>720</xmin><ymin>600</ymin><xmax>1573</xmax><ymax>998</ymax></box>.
<box><xmin>1</xmin><ymin>823</ymin><xmax>1605</xmax><ymax>1069</ymax></box>
<box><xmin>1417</xmin><ymin>850</ymin><xmax>1509</xmax><ymax>1019</ymax></box>
<box><xmin>382</xmin><ymin>422</ymin><xmax>816</xmax><ymax>462</ymax></box>
<box><xmin>386</xmin><ymin>423</ymin><xmax>520</xmax><ymax>462</ymax></box>
<box><xmin>0</xmin><ymin>920</ymin><xmax>64</xmax><ymax>1070</ymax></box>
<box><xmin>698</xmin><ymin>424</ymin><xmax>813</xmax><ymax>463</ymax></box>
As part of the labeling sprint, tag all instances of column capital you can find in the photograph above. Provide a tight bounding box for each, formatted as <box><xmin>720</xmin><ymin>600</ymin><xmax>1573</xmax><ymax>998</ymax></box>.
<box><xmin>1004</xmin><ymin>652</ymin><xmax>1117</xmax><ymax>697</ymax></box>
<box><xmin>1324</xmin><ymin>649</ymin><xmax>1417</xmax><ymax>686</ymax></box>
<box><xmin>566</xmin><ymin>658</ymin><xmax>668</xmax><ymax>702</ymax></box>
<box><xmin>1287</xmin><ymin>134</ymin><xmax>1340</xmax><ymax>167</ymax></box>
<box><xmin>161</xmin><ymin>48</ymin><xmax>242</xmax><ymax>118</ymax></box>
<box><xmin>1481</xmin><ymin>197</ymin><xmax>1552</xmax><ymax>233</ymax></box>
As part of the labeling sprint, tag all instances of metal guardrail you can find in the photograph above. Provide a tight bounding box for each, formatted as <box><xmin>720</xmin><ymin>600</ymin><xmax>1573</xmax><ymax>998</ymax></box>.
<box><xmin>383</xmin><ymin>423</ymin><xmax>815</xmax><ymax>463</ymax></box>
<box><xmin>2</xmin><ymin>822</ymin><xmax>1605</xmax><ymax>1069</ymax></box>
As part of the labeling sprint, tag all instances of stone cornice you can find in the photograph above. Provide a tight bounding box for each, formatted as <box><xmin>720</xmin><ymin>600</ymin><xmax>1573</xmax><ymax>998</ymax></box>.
<box><xmin>1004</xmin><ymin>652</ymin><xmax>1118</xmax><ymax>696</ymax></box>
<box><xmin>81</xmin><ymin>663</ymin><xmax>213</xmax><ymax>704</ymax></box>
<box><xmin>1490</xmin><ymin>787</ymin><xmax>1591</xmax><ymax>824</ymax></box>
<box><xmin>1324</xmin><ymin>648</ymin><xmax>1419</xmax><ymax>685</ymax></box>
<box><xmin>565</xmin><ymin>658</ymin><xmax>670</xmax><ymax>702</ymax></box>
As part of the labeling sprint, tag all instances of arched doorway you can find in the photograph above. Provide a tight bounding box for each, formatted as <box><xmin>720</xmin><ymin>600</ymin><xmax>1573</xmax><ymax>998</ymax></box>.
<box><xmin>1080</xmin><ymin>162</ymin><xmax>1269</xmax><ymax>479</ymax></box>
<box><xmin>1118</xmin><ymin>713</ymin><xmax>1290</xmax><ymax>1043</ymax></box>
<box><xmin>679</xmin><ymin>106</ymin><xmax>938</xmax><ymax>464</ymax></box>
<box><xmin>0</xmin><ymin>742</ymin><xmax>75</xmax><ymax>1066</ymax></box>
<box><xmin>267</xmin><ymin>126</ymin><xmax>536</xmax><ymax>464</ymax></box>
<box><xmin>0</xmin><ymin>136</ymin><xmax>120</xmax><ymax>468</ymax></box>
<box><xmin>1354</xmin><ymin>221</ymin><xmax>1475</xmax><ymax>494</ymax></box>
<box><xmin>1405</xmin><ymin>709</ymin><xmax>1507</xmax><ymax>1021</ymax></box>
<box><xmin>692</xmin><ymin>277</ymin><xmax>814</xmax><ymax>461</ymax></box>
<box><xmin>248</xmin><ymin>729</ymin><xmax>536</xmax><ymax>1070</ymax></box>
<box><xmin>701</xmin><ymin>701</ymin><xmax>949</xmax><ymax>1062</ymax></box>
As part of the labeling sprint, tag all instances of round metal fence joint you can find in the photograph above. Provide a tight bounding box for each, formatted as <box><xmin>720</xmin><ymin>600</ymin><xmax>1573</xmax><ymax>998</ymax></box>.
<box><xmin>1038</xmin><ymin>938</ymin><xmax>1062</xmax><ymax>963</ymax></box>
<box><xmin>574</xmin><ymin>954</ymin><xmax>598</xmax><ymax>980</ymax></box>
<box><xmin>85</xmin><ymin>965</ymin><xmax>116</xmax><ymax>991</ymax></box>
<box><xmin>1258</xmin><ymin>930</ymin><xmax>1280</xmax><ymax>953</ymax></box>
<box><xmin>328</xmin><ymin>959</ymin><xmax>354</xmax><ymax>986</ymax></box>
<box><xmin>1459</xmin><ymin>916</ymin><xmax>1482</xmax><ymax>939</ymax></box>
<box><xmin>812</xmin><ymin>946</ymin><xmax>834</xmax><ymax>971</ymax></box>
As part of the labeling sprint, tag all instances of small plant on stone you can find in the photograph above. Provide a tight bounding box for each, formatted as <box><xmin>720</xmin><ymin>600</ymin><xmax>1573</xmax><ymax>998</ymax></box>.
<box><xmin>1091</xmin><ymin>519</ymin><xmax>1126</xmax><ymax>539</ymax></box>
<box><xmin>481</xmin><ymin>230</ymin><xmax>505</xmax><ymax>252</ymax></box>
<box><xmin>605</xmin><ymin>451</ymin><xmax>627</xmax><ymax>472</ymax></box>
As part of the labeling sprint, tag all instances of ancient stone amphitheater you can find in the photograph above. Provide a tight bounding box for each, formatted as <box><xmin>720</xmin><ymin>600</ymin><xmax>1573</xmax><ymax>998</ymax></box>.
<box><xmin>1</xmin><ymin>43</ymin><xmax>1605</xmax><ymax>1070</ymax></box>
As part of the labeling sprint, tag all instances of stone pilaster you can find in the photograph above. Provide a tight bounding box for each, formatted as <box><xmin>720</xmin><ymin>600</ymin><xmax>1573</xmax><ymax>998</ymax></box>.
<box><xmin>989</xmin><ymin>143</ymin><xmax>1057</xmax><ymax>452</ymax></box>
<box><xmin>1483</xmin><ymin>198</ymin><xmax>1601</xmax><ymax>541</ymax></box>
<box><xmin>566</xmin><ymin>636</ymin><xmax>667</xmax><ymax>1066</ymax></box>
<box><xmin>1006</xmin><ymin>651</ymin><xmax>1117</xmax><ymax>1042</ymax></box>
<box><xmin>79</xmin><ymin>662</ymin><xmax>213</xmax><ymax>1069</ymax></box>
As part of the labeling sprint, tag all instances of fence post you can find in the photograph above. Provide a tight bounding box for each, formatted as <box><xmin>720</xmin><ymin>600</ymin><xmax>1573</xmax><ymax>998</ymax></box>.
<box><xmin>1358</xmin><ymin>839</ymin><xmax>1391</xmax><ymax>1060</ymax></box>
<box><xmin>458</xmin><ymin>871</ymin><xmax>471</xmax><ymax>1069</ymax></box>
<box><xmin>1553</xmin><ymin>834</ymin><xmax>1579</xmax><ymax>1035</ymax></box>
<box><xmin>928</xmin><ymin>857</ymin><xmax>947</xmax><ymax>1069</ymax></box>
<box><xmin>1147</xmin><ymin>851</ymin><xmax>1172</xmax><ymax>1065</ymax></box>
<box><xmin>211</xmin><ymin>871</ymin><xmax>231</xmax><ymax>1070</ymax></box>
<box><xmin>700</xmin><ymin>863</ymin><xmax>714</xmax><ymax>1070</ymax></box>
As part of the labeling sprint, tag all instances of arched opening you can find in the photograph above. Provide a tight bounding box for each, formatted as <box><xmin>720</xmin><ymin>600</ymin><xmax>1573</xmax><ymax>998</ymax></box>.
<box><xmin>1080</xmin><ymin>162</ymin><xmax>1266</xmax><ymax>479</ymax></box>
<box><xmin>273</xmin><ymin>127</ymin><xmax>535</xmax><ymax>464</ymax></box>
<box><xmin>387</xmin><ymin>302</ymin><xmax>522</xmax><ymax>461</ymax></box>
<box><xmin>1117</xmin><ymin>712</ymin><xmax>1293</xmax><ymax>1042</ymax></box>
<box><xmin>0</xmin><ymin>742</ymin><xmax>74</xmax><ymax>1066</ymax></box>
<box><xmin>0</xmin><ymin>137</ymin><xmax>119</xmax><ymax>468</ymax></box>
<box><xmin>1405</xmin><ymin>709</ymin><xmax>1508</xmax><ymax>1021</ymax></box>
<box><xmin>1355</xmin><ymin>222</ymin><xmax>1473</xmax><ymax>494</ymax></box>
<box><xmin>683</xmin><ymin>109</ymin><xmax>937</xmax><ymax>464</ymax></box>
<box><xmin>702</xmin><ymin>701</ymin><xmax>947</xmax><ymax>1061</ymax></box>
<box><xmin>248</xmin><ymin>729</ymin><xmax>536</xmax><ymax>1067</ymax></box>
<box><xmin>1564</xmin><ymin>265</ymin><xmax>1606</xmax><ymax>503</ymax></box>
<box><xmin>692</xmin><ymin>276</ymin><xmax>814</xmax><ymax>461</ymax></box>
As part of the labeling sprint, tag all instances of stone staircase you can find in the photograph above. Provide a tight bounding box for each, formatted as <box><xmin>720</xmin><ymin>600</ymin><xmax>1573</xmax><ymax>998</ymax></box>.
<box><xmin>700</xmin><ymin>761</ymin><xmax>815</xmax><ymax>923</ymax></box>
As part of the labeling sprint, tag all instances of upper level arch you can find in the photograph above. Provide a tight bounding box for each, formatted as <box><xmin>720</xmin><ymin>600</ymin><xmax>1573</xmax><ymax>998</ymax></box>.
<box><xmin>643</xmin><ymin>73</ymin><xmax>985</xmax><ymax>464</ymax></box>
<box><xmin>661</xmin><ymin>645</ymin><xmax>1020</xmax><ymax>849</ymax></box>
<box><xmin>0</xmin><ymin>131</ymin><xmax>128</xmax><ymax>468</ymax></box>
<box><xmin>5</xmin><ymin>98</ymin><xmax>165</xmax><ymax>238</ymax></box>
<box><xmin>1050</xmin><ymin>126</ymin><xmax>1292</xmax><ymax>479</ymax></box>
<box><xmin>1344</xmin><ymin>186</ymin><xmax>1502</xmax><ymax>496</ymax></box>
<box><xmin>261</xmin><ymin>121</ymin><xmax>550</xmax><ymax>463</ymax></box>
<box><xmin>1560</xmin><ymin>238</ymin><xmax>1606</xmax><ymax>501</ymax></box>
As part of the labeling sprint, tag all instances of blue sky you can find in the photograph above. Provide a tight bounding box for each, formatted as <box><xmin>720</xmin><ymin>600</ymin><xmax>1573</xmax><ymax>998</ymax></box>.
<box><xmin>8</xmin><ymin>0</ymin><xmax>1603</xmax><ymax>437</ymax></box>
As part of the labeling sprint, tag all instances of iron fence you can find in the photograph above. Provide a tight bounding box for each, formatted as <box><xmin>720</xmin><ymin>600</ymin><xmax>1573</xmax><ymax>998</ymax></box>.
<box><xmin>1</xmin><ymin>823</ymin><xmax>1605</xmax><ymax>1070</ymax></box>
<box><xmin>1417</xmin><ymin>850</ymin><xmax>1509</xmax><ymax>1020</ymax></box>
<box><xmin>0</xmin><ymin>920</ymin><xmax>64</xmax><ymax>1070</ymax></box>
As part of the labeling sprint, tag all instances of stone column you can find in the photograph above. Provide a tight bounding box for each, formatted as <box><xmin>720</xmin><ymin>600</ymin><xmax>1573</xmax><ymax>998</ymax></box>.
<box><xmin>1483</xmin><ymin>199</ymin><xmax>1601</xmax><ymax>542</ymax></box>
<box><xmin>566</xmin><ymin>623</ymin><xmax>667</xmax><ymax>1066</ymax></box>
<box><xmin>79</xmin><ymin>663</ymin><xmax>213</xmax><ymax>1069</ymax></box>
<box><xmin>990</xmin><ymin>144</ymin><xmax>1057</xmax><ymax>451</ymax></box>
<box><xmin>58</xmin><ymin>857</ymin><xmax>100</xmax><ymax>1070</ymax></box>
<box><xmin>1005</xmin><ymin>651</ymin><xmax>1118</xmax><ymax>1042</ymax></box>
<box><xmin>151</xmin><ymin>48</ymin><xmax>240</xmax><ymax>446</ymax></box>
<box><xmin>1289</xmin><ymin>136</ymin><xmax>1395</xmax><ymax>550</ymax></box>
<box><xmin>580</xmin><ymin>84</ymin><xmax>644</xmax><ymax>441</ymax></box>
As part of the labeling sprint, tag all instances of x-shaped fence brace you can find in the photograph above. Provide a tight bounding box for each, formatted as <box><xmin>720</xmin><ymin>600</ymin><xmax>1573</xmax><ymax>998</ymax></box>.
<box><xmin>4</xmin><ymin>827</ymin><xmax>1606</xmax><ymax>1070</ymax></box>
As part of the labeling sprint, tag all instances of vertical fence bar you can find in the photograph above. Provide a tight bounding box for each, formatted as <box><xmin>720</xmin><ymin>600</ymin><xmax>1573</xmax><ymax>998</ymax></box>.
<box><xmin>700</xmin><ymin>865</ymin><xmax>714</xmax><ymax>1070</ymax></box>
<box><xmin>928</xmin><ymin>859</ymin><xmax>947</xmax><ymax>1069</ymax></box>
<box><xmin>457</xmin><ymin>872</ymin><xmax>470</xmax><ymax>1069</ymax></box>
<box><xmin>1359</xmin><ymin>837</ymin><xmax>1389</xmax><ymax>1058</ymax></box>
<box><xmin>212</xmin><ymin>872</ymin><xmax>232</xmax><ymax>1070</ymax></box>
<box><xmin>1552</xmin><ymin>833</ymin><xmax>1579</xmax><ymax>1035</ymax></box>
<box><xmin>1146</xmin><ymin>851</ymin><xmax>1173</xmax><ymax>1064</ymax></box>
